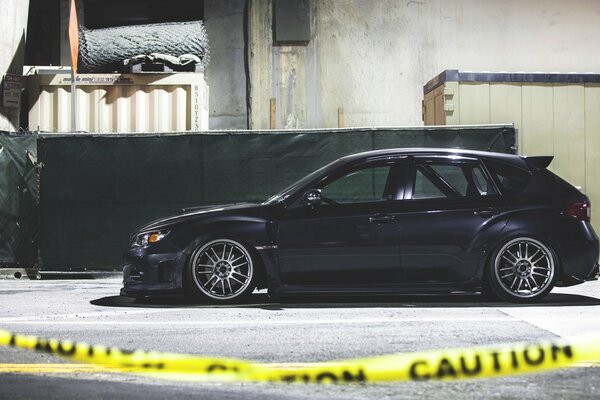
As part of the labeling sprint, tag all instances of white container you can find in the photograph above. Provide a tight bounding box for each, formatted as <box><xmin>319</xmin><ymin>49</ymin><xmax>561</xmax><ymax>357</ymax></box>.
<box><xmin>27</xmin><ymin>70</ymin><xmax>209</xmax><ymax>133</ymax></box>
<box><xmin>423</xmin><ymin>70</ymin><xmax>600</xmax><ymax>230</ymax></box>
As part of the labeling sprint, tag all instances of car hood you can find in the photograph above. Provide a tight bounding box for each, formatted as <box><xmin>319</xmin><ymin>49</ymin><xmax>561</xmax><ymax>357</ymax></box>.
<box><xmin>136</xmin><ymin>202</ymin><xmax>261</xmax><ymax>232</ymax></box>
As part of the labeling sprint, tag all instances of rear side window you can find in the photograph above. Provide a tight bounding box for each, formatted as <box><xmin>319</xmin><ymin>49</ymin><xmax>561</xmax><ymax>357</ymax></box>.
<box><xmin>413</xmin><ymin>168</ymin><xmax>446</xmax><ymax>199</ymax></box>
<box><xmin>430</xmin><ymin>164</ymin><xmax>469</xmax><ymax>196</ymax></box>
<box><xmin>484</xmin><ymin>160</ymin><xmax>531</xmax><ymax>195</ymax></box>
<box><xmin>411</xmin><ymin>161</ymin><xmax>498</xmax><ymax>199</ymax></box>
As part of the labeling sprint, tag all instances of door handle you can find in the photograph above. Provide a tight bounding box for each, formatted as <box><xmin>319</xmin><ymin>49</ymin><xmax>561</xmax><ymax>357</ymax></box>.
<box><xmin>473</xmin><ymin>208</ymin><xmax>501</xmax><ymax>218</ymax></box>
<box><xmin>369</xmin><ymin>214</ymin><xmax>396</xmax><ymax>224</ymax></box>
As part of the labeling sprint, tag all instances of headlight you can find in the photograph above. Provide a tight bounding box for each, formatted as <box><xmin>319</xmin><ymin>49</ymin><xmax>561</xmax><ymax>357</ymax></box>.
<box><xmin>131</xmin><ymin>230</ymin><xmax>170</xmax><ymax>247</ymax></box>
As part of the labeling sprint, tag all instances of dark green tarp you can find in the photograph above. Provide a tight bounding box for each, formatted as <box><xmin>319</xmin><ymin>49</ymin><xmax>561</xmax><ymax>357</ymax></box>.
<box><xmin>3</xmin><ymin>125</ymin><xmax>515</xmax><ymax>271</ymax></box>
<box><xmin>0</xmin><ymin>133</ymin><xmax>38</xmax><ymax>266</ymax></box>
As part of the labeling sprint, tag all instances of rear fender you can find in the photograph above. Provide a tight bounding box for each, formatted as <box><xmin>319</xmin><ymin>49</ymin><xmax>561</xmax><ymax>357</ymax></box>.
<box><xmin>478</xmin><ymin>212</ymin><xmax>565</xmax><ymax>283</ymax></box>
<box><xmin>469</xmin><ymin>215</ymin><xmax>510</xmax><ymax>282</ymax></box>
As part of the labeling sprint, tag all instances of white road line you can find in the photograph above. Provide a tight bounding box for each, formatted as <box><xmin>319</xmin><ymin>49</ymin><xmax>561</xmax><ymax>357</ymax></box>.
<box><xmin>495</xmin><ymin>307</ymin><xmax>600</xmax><ymax>338</ymax></box>
<box><xmin>0</xmin><ymin>317</ymin><xmax>517</xmax><ymax>325</ymax></box>
<box><xmin>0</xmin><ymin>308</ymin><xmax>174</xmax><ymax>323</ymax></box>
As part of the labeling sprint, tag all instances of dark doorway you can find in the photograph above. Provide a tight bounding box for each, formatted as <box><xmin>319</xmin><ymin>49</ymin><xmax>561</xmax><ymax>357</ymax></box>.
<box><xmin>84</xmin><ymin>0</ymin><xmax>204</xmax><ymax>29</ymax></box>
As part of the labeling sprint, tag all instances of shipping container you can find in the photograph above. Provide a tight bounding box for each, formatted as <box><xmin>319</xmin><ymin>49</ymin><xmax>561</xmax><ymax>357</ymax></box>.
<box><xmin>423</xmin><ymin>70</ymin><xmax>600</xmax><ymax>230</ymax></box>
<box><xmin>27</xmin><ymin>69</ymin><xmax>209</xmax><ymax>133</ymax></box>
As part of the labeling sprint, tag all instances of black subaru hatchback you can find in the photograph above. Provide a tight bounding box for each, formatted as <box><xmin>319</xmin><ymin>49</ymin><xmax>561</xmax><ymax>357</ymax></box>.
<box><xmin>122</xmin><ymin>148</ymin><xmax>599</xmax><ymax>303</ymax></box>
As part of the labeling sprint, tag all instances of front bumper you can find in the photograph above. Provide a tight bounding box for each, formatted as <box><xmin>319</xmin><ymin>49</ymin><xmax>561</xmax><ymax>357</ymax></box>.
<box><xmin>121</xmin><ymin>249</ymin><xmax>185</xmax><ymax>297</ymax></box>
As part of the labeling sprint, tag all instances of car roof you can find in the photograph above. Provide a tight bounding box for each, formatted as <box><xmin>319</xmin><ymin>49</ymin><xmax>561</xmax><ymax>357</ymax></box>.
<box><xmin>340</xmin><ymin>148</ymin><xmax>529</xmax><ymax>168</ymax></box>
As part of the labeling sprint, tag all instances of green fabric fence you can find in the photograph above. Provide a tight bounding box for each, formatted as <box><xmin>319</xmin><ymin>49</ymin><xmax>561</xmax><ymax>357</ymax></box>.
<box><xmin>1</xmin><ymin>126</ymin><xmax>515</xmax><ymax>271</ymax></box>
<box><xmin>0</xmin><ymin>133</ymin><xmax>38</xmax><ymax>267</ymax></box>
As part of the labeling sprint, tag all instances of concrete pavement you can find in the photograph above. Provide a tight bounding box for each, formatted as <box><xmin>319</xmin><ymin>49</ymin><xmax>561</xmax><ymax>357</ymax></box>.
<box><xmin>0</xmin><ymin>278</ymin><xmax>599</xmax><ymax>399</ymax></box>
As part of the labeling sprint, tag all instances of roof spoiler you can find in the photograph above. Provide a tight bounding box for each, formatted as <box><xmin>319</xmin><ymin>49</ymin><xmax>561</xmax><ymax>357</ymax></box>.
<box><xmin>523</xmin><ymin>156</ymin><xmax>553</xmax><ymax>170</ymax></box>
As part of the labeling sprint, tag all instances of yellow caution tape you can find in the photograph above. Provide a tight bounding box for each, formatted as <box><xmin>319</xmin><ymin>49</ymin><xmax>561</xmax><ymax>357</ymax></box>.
<box><xmin>1</xmin><ymin>328</ymin><xmax>599</xmax><ymax>383</ymax></box>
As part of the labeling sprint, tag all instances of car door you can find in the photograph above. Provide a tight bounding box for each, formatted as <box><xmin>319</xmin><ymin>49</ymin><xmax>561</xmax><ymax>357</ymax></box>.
<box><xmin>276</xmin><ymin>158</ymin><xmax>407</xmax><ymax>287</ymax></box>
<box><xmin>397</xmin><ymin>155</ymin><xmax>507</xmax><ymax>284</ymax></box>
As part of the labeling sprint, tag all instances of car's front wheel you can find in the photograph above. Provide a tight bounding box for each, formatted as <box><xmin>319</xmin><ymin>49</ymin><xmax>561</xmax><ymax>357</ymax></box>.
<box><xmin>487</xmin><ymin>237</ymin><xmax>557</xmax><ymax>302</ymax></box>
<box><xmin>187</xmin><ymin>239</ymin><xmax>255</xmax><ymax>302</ymax></box>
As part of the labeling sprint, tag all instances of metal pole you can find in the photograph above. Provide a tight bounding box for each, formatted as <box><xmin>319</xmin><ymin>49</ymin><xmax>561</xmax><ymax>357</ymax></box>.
<box><xmin>270</xmin><ymin>98</ymin><xmax>276</xmax><ymax>129</ymax></box>
<box><xmin>68</xmin><ymin>0</ymin><xmax>78</xmax><ymax>132</ymax></box>
<box><xmin>71</xmin><ymin>69</ymin><xmax>76</xmax><ymax>132</ymax></box>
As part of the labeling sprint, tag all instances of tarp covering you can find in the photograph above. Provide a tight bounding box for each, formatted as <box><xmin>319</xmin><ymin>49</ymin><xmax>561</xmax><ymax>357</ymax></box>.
<box><xmin>35</xmin><ymin>126</ymin><xmax>515</xmax><ymax>271</ymax></box>
<box><xmin>79</xmin><ymin>20</ymin><xmax>209</xmax><ymax>73</ymax></box>
<box><xmin>0</xmin><ymin>133</ymin><xmax>38</xmax><ymax>266</ymax></box>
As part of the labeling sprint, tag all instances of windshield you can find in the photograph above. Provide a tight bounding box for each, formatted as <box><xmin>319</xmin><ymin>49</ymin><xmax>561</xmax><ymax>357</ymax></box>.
<box><xmin>262</xmin><ymin>158</ymin><xmax>342</xmax><ymax>205</ymax></box>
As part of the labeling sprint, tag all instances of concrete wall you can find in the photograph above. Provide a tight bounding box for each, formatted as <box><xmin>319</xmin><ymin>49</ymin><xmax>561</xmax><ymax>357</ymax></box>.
<box><xmin>247</xmin><ymin>0</ymin><xmax>600</xmax><ymax>129</ymax></box>
<box><xmin>204</xmin><ymin>0</ymin><xmax>248</xmax><ymax>129</ymax></box>
<box><xmin>0</xmin><ymin>0</ymin><xmax>29</xmax><ymax>131</ymax></box>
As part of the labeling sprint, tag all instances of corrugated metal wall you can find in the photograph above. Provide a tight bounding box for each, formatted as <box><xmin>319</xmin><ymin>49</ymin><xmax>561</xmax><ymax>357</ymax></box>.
<box><xmin>27</xmin><ymin>72</ymin><xmax>209</xmax><ymax>133</ymax></box>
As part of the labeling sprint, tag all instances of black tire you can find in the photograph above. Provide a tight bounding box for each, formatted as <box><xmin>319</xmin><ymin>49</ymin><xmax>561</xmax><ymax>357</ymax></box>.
<box><xmin>186</xmin><ymin>238</ymin><xmax>256</xmax><ymax>303</ymax></box>
<box><xmin>486</xmin><ymin>237</ymin><xmax>558</xmax><ymax>302</ymax></box>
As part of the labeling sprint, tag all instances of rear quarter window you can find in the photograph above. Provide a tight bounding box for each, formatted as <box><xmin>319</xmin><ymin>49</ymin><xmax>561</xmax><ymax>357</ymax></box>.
<box><xmin>484</xmin><ymin>159</ymin><xmax>531</xmax><ymax>195</ymax></box>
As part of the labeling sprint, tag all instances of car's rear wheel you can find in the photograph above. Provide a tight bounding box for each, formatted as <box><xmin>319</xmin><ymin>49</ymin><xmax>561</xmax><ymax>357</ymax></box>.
<box><xmin>487</xmin><ymin>237</ymin><xmax>557</xmax><ymax>302</ymax></box>
<box><xmin>188</xmin><ymin>239</ymin><xmax>255</xmax><ymax>302</ymax></box>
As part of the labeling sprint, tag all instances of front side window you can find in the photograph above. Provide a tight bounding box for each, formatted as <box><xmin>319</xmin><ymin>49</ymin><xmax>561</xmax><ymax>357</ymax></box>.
<box><xmin>319</xmin><ymin>164</ymin><xmax>394</xmax><ymax>204</ymax></box>
<box><xmin>410</xmin><ymin>160</ymin><xmax>498</xmax><ymax>200</ymax></box>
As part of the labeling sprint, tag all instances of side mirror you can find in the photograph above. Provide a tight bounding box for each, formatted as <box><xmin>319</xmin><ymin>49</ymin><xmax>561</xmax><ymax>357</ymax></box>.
<box><xmin>302</xmin><ymin>189</ymin><xmax>322</xmax><ymax>207</ymax></box>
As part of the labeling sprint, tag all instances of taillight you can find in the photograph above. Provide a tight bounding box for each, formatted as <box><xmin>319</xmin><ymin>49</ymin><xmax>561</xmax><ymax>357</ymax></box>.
<box><xmin>563</xmin><ymin>201</ymin><xmax>591</xmax><ymax>222</ymax></box>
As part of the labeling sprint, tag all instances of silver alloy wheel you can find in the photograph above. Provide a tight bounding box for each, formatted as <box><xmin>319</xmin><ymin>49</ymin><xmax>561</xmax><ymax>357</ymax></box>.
<box><xmin>191</xmin><ymin>239</ymin><xmax>254</xmax><ymax>300</ymax></box>
<box><xmin>494</xmin><ymin>237</ymin><xmax>555</xmax><ymax>299</ymax></box>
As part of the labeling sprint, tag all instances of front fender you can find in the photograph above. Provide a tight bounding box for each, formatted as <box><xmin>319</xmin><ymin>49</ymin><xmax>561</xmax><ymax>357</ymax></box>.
<box><xmin>177</xmin><ymin>216</ymin><xmax>276</xmax><ymax>292</ymax></box>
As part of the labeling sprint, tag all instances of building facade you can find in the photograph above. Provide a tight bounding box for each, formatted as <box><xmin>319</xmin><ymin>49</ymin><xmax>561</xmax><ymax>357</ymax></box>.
<box><xmin>2</xmin><ymin>0</ymin><xmax>600</xmax><ymax>131</ymax></box>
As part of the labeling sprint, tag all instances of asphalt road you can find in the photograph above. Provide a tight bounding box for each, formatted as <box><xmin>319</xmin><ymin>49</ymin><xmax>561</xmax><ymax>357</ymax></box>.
<box><xmin>1</xmin><ymin>278</ymin><xmax>600</xmax><ymax>399</ymax></box>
